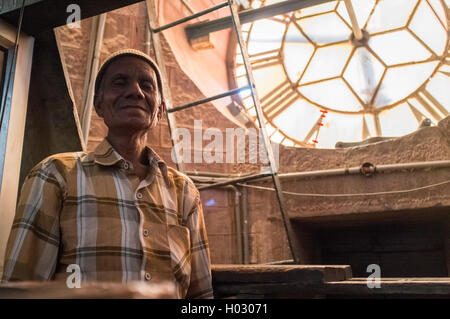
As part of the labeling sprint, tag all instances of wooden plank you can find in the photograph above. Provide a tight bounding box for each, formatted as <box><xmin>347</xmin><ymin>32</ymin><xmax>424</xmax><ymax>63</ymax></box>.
<box><xmin>212</xmin><ymin>264</ymin><xmax>352</xmax><ymax>284</ymax></box>
<box><xmin>0</xmin><ymin>281</ymin><xmax>177</xmax><ymax>298</ymax></box>
<box><xmin>323</xmin><ymin>278</ymin><xmax>450</xmax><ymax>296</ymax></box>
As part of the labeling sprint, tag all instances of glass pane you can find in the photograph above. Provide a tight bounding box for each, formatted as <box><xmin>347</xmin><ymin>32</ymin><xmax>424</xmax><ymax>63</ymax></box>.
<box><xmin>369</xmin><ymin>30</ymin><xmax>431</xmax><ymax>66</ymax></box>
<box><xmin>297</xmin><ymin>12</ymin><xmax>351</xmax><ymax>45</ymax></box>
<box><xmin>363</xmin><ymin>114</ymin><xmax>377</xmax><ymax>137</ymax></box>
<box><xmin>427</xmin><ymin>0</ymin><xmax>447</xmax><ymax>26</ymax></box>
<box><xmin>298</xmin><ymin>1</ymin><xmax>337</xmax><ymax>17</ymax></box>
<box><xmin>235</xmin><ymin>65</ymin><xmax>246</xmax><ymax>77</ymax></box>
<box><xmin>273</xmin><ymin>98</ymin><xmax>321</xmax><ymax>141</ymax></box>
<box><xmin>315</xmin><ymin>112</ymin><xmax>363</xmax><ymax>148</ymax></box>
<box><xmin>440</xmin><ymin>65</ymin><xmax>450</xmax><ymax>73</ymax></box>
<box><xmin>336</xmin><ymin>0</ymin><xmax>376</xmax><ymax>29</ymax></box>
<box><xmin>247</xmin><ymin>19</ymin><xmax>285</xmax><ymax>55</ymax></box>
<box><xmin>366</xmin><ymin>0</ymin><xmax>418</xmax><ymax>34</ymax></box>
<box><xmin>282</xmin><ymin>139</ymin><xmax>294</xmax><ymax>147</ymax></box>
<box><xmin>270</xmin><ymin>130</ymin><xmax>284</xmax><ymax>143</ymax></box>
<box><xmin>243</xmin><ymin>96</ymin><xmax>254</xmax><ymax>109</ymax></box>
<box><xmin>407</xmin><ymin>97</ymin><xmax>439</xmax><ymax>124</ymax></box>
<box><xmin>251</xmin><ymin>0</ymin><xmax>262</xmax><ymax>9</ymax></box>
<box><xmin>253</xmin><ymin>64</ymin><xmax>287</xmax><ymax>100</ymax></box>
<box><xmin>425</xmin><ymin>72</ymin><xmax>450</xmax><ymax>113</ymax></box>
<box><xmin>343</xmin><ymin>47</ymin><xmax>385</xmax><ymax>104</ymax></box>
<box><xmin>265</xmin><ymin>122</ymin><xmax>276</xmax><ymax>136</ymax></box>
<box><xmin>409</xmin><ymin>0</ymin><xmax>447</xmax><ymax>56</ymax></box>
<box><xmin>299</xmin><ymin>78</ymin><xmax>363</xmax><ymax>112</ymax></box>
<box><xmin>265</xmin><ymin>0</ymin><xmax>285</xmax><ymax>5</ymax></box>
<box><xmin>300</xmin><ymin>42</ymin><xmax>352</xmax><ymax>84</ymax></box>
<box><xmin>379</xmin><ymin>102</ymin><xmax>420</xmax><ymax>136</ymax></box>
<box><xmin>236</xmin><ymin>76</ymin><xmax>248</xmax><ymax>90</ymax></box>
<box><xmin>283</xmin><ymin>23</ymin><xmax>315</xmax><ymax>83</ymax></box>
<box><xmin>241</xmin><ymin>23</ymin><xmax>251</xmax><ymax>32</ymax></box>
<box><xmin>374</xmin><ymin>61</ymin><xmax>439</xmax><ymax>108</ymax></box>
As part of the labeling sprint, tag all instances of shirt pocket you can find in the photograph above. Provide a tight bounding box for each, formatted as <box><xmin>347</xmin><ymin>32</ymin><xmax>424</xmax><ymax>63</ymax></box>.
<box><xmin>167</xmin><ymin>224</ymin><xmax>191</xmax><ymax>289</ymax></box>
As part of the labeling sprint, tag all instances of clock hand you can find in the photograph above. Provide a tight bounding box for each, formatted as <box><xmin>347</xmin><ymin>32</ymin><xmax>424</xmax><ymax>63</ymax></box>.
<box><xmin>343</xmin><ymin>0</ymin><xmax>363</xmax><ymax>41</ymax></box>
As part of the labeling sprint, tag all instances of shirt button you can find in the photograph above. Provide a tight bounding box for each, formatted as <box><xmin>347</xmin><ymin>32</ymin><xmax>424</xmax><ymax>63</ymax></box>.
<box><xmin>136</xmin><ymin>192</ymin><xmax>143</xmax><ymax>199</ymax></box>
<box><xmin>145</xmin><ymin>273</ymin><xmax>151</xmax><ymax>281</ymax></box>
<box><xmin>123</xmin><ymin>162</ymin><xmax>129</xmax><ymax>170</ymax></box>
<box><xmin>143</xmin><ymin>229</ymin><xmax>149</xmax><ymax>237</ymax></box>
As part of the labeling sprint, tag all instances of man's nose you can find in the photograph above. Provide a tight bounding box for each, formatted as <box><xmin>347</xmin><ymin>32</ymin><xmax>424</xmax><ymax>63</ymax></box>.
<box><xmin>125</xmin><ymin>81</ymin><xmax>145</xmax><ymax>99</ymax></box>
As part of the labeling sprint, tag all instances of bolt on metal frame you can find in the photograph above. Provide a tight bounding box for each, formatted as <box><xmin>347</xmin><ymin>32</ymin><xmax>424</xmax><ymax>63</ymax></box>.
<box><xmin>145</xmin><ymin>0</ymin><xmax>303</xmax><ymax>264</ymax></box>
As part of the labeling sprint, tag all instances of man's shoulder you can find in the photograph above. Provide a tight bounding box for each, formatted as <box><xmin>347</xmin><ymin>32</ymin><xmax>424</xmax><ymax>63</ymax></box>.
<box><xmin>30</xmin><ymin>151</ymin><xmax>89</xmax><ymax>173</ymax></box>
<box><xmin>165</xmin><ymin>166</ymin><xmax>199</xmax><ymax>195</ymax></box>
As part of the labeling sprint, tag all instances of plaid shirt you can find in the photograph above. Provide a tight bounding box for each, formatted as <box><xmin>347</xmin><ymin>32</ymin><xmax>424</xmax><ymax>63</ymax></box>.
<box><xmin>1</xmin><ymin>139</ymin><xmax>213</xmax><ymax>298</ymax></box>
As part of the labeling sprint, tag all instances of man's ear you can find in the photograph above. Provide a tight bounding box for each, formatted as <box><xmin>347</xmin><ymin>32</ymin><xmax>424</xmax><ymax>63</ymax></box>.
<box><xmin>158</xmin><ymin>100</ymin><xmax>166</xmax><ymax>119</ymax></box>
<box><xmin>93</xmin><ymin>94</ymin><xmax>103</xmax><ymax>118</ymax></box>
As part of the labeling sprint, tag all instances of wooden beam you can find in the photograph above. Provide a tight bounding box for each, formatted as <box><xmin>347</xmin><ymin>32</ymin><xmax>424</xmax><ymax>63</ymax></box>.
<box><xmin>185</xmin><ymin>0</ymin><xmax>332</xmax><ymax>40</ymax></box>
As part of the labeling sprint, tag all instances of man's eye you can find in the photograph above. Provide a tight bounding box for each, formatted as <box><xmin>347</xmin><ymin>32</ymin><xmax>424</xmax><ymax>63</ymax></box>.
<box><xmin>113</xmin><ymin>79</ymin><xmax>126</xmax><ymax>85</ymax></box>
<box><xmin>140</xmin><ymin>82</ymin><xmax>153</xmax><ymax>90</ymax></box>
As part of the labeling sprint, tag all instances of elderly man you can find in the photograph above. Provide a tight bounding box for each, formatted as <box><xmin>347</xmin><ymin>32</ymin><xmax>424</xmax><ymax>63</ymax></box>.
<box><xmin>1</xmin><ymin>49</ymin><xmax>213</xmax><ymax>299</ymax></box>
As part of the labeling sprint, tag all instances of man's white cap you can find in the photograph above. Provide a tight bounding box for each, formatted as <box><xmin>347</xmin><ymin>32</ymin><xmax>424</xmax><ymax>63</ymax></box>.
<box><xmin>94</xmin><ymin>48</ymin><xmax>163</xmax><ymax>98</ymax></box>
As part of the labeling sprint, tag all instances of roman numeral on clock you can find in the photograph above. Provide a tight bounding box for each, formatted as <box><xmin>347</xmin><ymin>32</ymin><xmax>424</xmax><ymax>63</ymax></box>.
<box><xmin>239</xmin><ymin>49</ymin><xmax>282</xmax><ymax>71</ymax></box>
<box><xmin>259</xmin><ymin>80</ymin><xmax>298</xmax><ymax>119</ymax></box>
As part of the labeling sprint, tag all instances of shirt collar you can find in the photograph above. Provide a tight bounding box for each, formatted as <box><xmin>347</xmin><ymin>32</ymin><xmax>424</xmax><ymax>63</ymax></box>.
<box><xmin>93</xmin><ymin>138</ymin><xmax>169</xmax><ymax>183</ymax></box>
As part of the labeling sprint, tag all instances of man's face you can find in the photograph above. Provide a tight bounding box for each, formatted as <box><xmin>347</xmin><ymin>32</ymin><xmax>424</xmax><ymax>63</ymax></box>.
<box><xmin>94</xmin><ymin>56</ymin><xmax>164</xmax><ymax>134</ymax></box>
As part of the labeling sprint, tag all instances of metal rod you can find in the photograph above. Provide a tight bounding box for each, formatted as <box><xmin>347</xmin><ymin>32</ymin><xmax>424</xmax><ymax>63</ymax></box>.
<box><xmin>80</xmin><ymin>13</ymin><xmax>106</xmax><ymax>146</ymax></box>
<box><xmin>185</xmin><ymin>0</ymin><xmax>330</xmax><ymax>40</ymax></box>
<box><xmin>241</xmin><ymin>186</ymin><xmax>249</xmax><ymax>264</ymax></box>
<box><xmin>186</xmin><ymin>170</ymin><xmax>254</xmax><ymax>178</ymax></box>
<box><xmin>146</xmin><ymin>0</ymin><xmax>185</xmax><ymax>172</ymax></box>
<box><xmin>198</xmin><ymin>173</ymin><xmax>272</xmax><ymax>190</ymax></box>
<box><xmin>190</xmin><ymin>176</ymin><xmax>229</xmax><ymax>184</ymax></box>
<box><xmin>168</xmin><ymin>86</ymin><xmax>250</xmax><ymax>113</ymax></box>
<box><xmin>194</xmin><ymin>160</ymin><xmax>450</xmax><ymax>185</ymax></box>
<box><xmin>343</xmin><ymin>0</ymin><xmax>363</xmax><ymax>40</ymax></box>
<box><xmin>228</xmin><ymin>0</ymin><xmax>303</xmax><ymax>264</ymax></box>
<box><xmin>376</xmin><ymin>160</ymin><xmax>450</xmax><ymax>173</ymax></box>
<box><xmin>221</xmin><ymin>185</ymin><xmax>243</xmax><ymax>264</ymax></box>
<box><xmin>152</xmin><ymin>1</ymin><xmax>229</xmax><ymax>33</ymax></box>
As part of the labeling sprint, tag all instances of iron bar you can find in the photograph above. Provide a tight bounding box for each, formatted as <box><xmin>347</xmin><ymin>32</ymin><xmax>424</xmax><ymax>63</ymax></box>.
<box><xmin>152</xmin><ymin>1</ymin><xmax>229</xmax><ymax>33</ymax></box>
<box><xmin>228</xmin><ymin>0</ymin><xmax>303</xmax><ymax>264</ymax></box>
<box><xmin>185</xmin><ymin>0</ymin><xmax>330</xmax><ymax>39</ymax></box>
<box><xmin>146</xmin><ymin>0</ymin><xmax>185</xmax><ymax>172</ymax></box>
<box><xmin>197</xmin><ymin>173</ymin><xmax>272</xmax><ymax>190</ymax></box>
<box><xmin>192</xmin><ymin>160</ymin><xmax>450</xmax><ymax>184</ymax></box>
<box><xmin>168</xmin><ymin>86</ymin><xmax>250</xmax><ymax>113</ymax></box>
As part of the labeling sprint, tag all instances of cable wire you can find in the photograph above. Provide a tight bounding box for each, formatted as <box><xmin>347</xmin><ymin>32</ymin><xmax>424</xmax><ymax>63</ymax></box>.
<box><xmin>236</xmin><ymin>179</ymin><xmax>450</xmax><ymax>197</ymax></box>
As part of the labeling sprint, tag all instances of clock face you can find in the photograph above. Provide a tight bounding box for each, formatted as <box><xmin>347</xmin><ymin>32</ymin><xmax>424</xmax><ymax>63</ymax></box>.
<box><xmin>231</xmin><ymin>0</ymin><xmax>450</xmax><ymax>148</ymax></box>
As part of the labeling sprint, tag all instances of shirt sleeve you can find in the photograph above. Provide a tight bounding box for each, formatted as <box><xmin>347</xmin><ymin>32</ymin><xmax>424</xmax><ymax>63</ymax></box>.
<box><xmin>185</xmin><ymin>193</ymin><xmax>214</xmax><ymax>299</ymax></box>
<box><xmin>1</xmin><ymin>160</ymin><xmax>63</xmax><ymax>282</ymax></box>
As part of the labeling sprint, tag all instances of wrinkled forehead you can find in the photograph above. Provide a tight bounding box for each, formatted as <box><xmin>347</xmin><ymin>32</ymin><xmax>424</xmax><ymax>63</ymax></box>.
<box><xmin>103</xmin><ymin>56</ymin><xmax>157</xmax><ymax>81</ymax></box>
